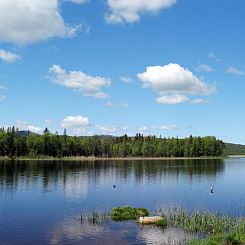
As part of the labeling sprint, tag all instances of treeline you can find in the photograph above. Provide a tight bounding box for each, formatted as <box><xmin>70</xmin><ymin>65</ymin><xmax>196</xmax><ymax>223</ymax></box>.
<box><xmin>0</xmin><ymin>127</ymin><xmax>225</xmax><ymax>158</ymax></box>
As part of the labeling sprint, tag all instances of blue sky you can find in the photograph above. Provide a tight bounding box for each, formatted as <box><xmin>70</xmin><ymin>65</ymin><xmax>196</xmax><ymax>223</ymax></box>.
<box><xmin>0</xmin><ymin>0</ymin><xmax>245</xmax><ymax>143</ymax></box>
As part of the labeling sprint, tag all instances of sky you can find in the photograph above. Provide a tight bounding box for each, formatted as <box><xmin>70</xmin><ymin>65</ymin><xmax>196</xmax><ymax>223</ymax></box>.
<box><xmin>0</xmin><ymin>0</ymin><xmax>245</xmax><ymax>143</ymax></box>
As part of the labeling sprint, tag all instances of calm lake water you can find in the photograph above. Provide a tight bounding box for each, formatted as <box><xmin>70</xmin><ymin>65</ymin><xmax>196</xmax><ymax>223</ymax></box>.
<box><xmin>0</xmin><ymin>158</ymin><xmax>245</xmax><ymax>244</ymax></box>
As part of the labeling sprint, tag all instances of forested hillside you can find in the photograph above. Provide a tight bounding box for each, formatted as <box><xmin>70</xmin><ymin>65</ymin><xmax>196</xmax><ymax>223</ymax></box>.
<box><xmin>0</xmin><ymin>127</ymin><xmax>224</xmax><ymax>158</ymax></box>
<box><xmin>224</xmin><ymin>143</ymin><xmax>245</xmax><ymax>155</ymax></box>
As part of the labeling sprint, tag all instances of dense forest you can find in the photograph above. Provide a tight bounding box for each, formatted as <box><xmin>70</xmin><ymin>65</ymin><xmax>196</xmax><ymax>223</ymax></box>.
<box><xmin>0</xmin><ymin>127</ymin><xmax>225</xmax><ymax>158</ymax></box>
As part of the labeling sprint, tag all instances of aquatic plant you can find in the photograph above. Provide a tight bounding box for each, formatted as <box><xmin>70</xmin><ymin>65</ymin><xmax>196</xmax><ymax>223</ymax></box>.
<box><xmin>155</xmin><ymin>217</ymin><xmax>167</xmax><ymax>228</ymax></box>
<box><xmin>167</xmin><ymin>208</ymin><xmax>245</xmax><ymax>235</ymax></box>
<box><xmin>189</xmin><ymin>230</ymin><xmax>245</xmax><ymax>245</ymax></box>
<box><xmin>80</xmin><ymin>211</ymin><xmax>111</xmax><ymax>225</ymax></box>
<box><xmin>225</xmin><ymin>231</ymin><xmax>243</xmax><ymax>244</ymax></box>
<box><xmin>111</xmin><ymin>206</ymin><xmax>149</xmax><ymax>221</ymax></box>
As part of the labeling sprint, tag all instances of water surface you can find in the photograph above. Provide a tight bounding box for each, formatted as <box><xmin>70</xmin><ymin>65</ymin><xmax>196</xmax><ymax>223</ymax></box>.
<box><xmin>0</xmin><ymin>158</ymin><xmax>245</xmax><ymax>244</ymax></box>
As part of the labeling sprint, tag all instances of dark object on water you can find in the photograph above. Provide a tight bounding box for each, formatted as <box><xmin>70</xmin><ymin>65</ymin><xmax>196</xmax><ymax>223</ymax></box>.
<box><xmin>113</xmin><ymin>185</ymin><xmax>116</xmax><ymax>188</ymax></box>
<box><xmin>210</xmin><ymin>187</ymin><xmax>214</xmax><ymax>194</ymax></box>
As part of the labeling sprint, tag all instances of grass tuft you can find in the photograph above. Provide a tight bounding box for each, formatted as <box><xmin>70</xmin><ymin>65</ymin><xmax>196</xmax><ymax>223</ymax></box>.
<box><xmin>155</xmin><ymin>217</ymin><xmax>167</xmax><ymax>228</ymax></box>
<box><xmin>111</xmin><ymin>206</ymin><xmax>149</xmax><ymax>221</ymax></box>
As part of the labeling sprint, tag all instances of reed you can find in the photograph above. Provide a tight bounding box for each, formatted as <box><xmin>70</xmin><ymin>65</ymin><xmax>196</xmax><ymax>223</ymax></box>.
<box><xmin>167</xmin><ymin>208</ymin><xmax>245</xmax><ymax>235</ymax></box>
<box><xmin>80</xmin><ymin>211</ymin><xmax>111</xmax><ymax>225</ymax></box>
<box><xmin>166</xmin><ymin>208</ymin><xmax>245</xmax><ymax>244</ymax></box>
<box><xmin>189</xmin><ymin>230</ymin><xmax>245</xmax><ymax>245</ymax></box>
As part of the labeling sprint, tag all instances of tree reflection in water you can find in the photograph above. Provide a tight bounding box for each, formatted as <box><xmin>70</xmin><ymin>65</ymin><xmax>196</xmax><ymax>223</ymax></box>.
<box><xmin>0</xmin><ymin>159</ymin><xmax>224</xmax><ymax>193</ymax></box>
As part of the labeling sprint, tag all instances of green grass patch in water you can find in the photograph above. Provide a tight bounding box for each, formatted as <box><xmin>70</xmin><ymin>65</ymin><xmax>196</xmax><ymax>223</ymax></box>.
<box><xmin>111</xmin><ymin>206</ymin><xmax>149</xmax><ymax>221</ymax></box>
<box><xmin>155</xmin><ymin>217</ymin><xmax>167</xmax><ymax>228</ymax></box>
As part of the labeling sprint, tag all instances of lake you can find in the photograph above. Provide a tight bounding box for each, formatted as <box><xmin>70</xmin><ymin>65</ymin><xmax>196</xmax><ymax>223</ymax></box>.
<box><xmin>0</xmin><ymin>158</ymin><xmax>245</xmax><ymax>244</ymax></box>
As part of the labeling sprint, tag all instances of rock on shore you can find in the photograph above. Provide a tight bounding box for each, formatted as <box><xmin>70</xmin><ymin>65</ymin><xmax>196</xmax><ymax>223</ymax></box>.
<box><xmin>139</xmin><ymin>216</ymin><xmax>163</xmax><ymax>224</ymax></box>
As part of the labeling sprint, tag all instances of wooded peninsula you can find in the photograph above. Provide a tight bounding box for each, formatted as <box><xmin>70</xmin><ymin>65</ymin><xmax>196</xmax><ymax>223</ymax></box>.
<box><xmin>0</xmin><ymin>126</ymin><xmax>225</xmax><ymax>159</ymax></box>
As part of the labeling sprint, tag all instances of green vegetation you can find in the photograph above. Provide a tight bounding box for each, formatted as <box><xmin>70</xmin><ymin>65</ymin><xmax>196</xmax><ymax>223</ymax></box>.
<box><xmin>189</xmin><ymin>230</ymin><xmax>245</xmax><ymax>245</ymax></box>
<box><xmin>82</xmin><ymin>207</ymin><xmax>245</xmax><ymax>244</ymax></box>
<box><xmin>111</xmin><ymin>206</ymin><xmax>149</xmax><ymax>221</ymax></box>
<box><xmin>155</xmin><ymin>216</ymin><xmax>167</xmax><ymax>228</ymax></box>
<box><xmin>167</xmin><ymin>209</ymin><xmax>245</xmax><ymax>244</ymax></box>
<box><xmin>168</xmin><ymin>209</ymin><xmax>240</xmax><ymax>234</ymax></box>
<box><xmin>224</xmin><ymin>143</ymin><xmax>245</xmax><ymax>155</ymax></box>
<box><xmin>0</xmin><ymin>126</ymin><xmax>224</xmax><ymax>158</ymax></box>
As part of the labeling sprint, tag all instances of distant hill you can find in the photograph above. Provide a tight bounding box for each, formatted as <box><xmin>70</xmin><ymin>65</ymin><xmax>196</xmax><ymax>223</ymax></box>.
<box><xmin>78</xmin><ymin>135</ymin><xmax>116</xmax><ymax>139</ymax></box>
<box><xmin>18</xmin><ymin>130</ymin><xmax>39</xmax><ymax>137</ymax></box>
<box><xmin>224</xmin><ymin>143</ymin><xmax>245</xmax><ymax>155</ymax></box>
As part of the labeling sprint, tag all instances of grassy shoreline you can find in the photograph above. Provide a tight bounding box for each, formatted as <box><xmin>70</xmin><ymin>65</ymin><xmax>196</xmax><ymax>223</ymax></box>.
<box><xmin>83</xmin><ymin>207</ymin><xmax>245</xmax><ymax>245</ymax></box>
<box><xmin>0</xmin><ymin>156</ymin><xmax>228</xmax><ymax>161</ymax></box>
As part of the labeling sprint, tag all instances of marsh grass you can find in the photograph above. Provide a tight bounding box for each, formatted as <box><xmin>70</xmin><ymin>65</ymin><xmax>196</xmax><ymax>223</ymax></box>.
<box><xmin>81</xmin><ymin>207</ymin><xmax>245</xmax><ymax>244</ymax></box>
<box><xmin>167</xmin><ymin>208</ymin><xmax>245</xmax><ymax>235</ymax></box>
<box><xmin>80</xmin><ymin>211</ymin><xmax>111</xmax><ymax>225</ymax></box>
<box><xmin>166</xmin><ymin>208</ymin><xmax>245</xmax><ymax>244</ymax></box>
<box><xmin>189</xmin><ymin>231</ymin><xmax>245</xmax><ymax>245</ymax></box>
<box><xmin>111</xmin><ymin>206</ymin><xmax>149</xmax><ymax>221</ymax></box>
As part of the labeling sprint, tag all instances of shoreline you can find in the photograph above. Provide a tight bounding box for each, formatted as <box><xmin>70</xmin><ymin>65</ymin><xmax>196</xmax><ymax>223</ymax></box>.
<box><xmin>0</xmin><ymin>156</ymin><xmax>230</xmax><ymax>161</ymax></box>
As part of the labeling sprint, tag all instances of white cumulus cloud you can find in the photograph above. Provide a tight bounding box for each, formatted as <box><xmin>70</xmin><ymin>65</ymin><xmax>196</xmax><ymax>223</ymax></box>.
<box><xmin>0</xmin><ymin>0</ymin><xmax>87</xmax><ymax>45</ymax></box>
<box><xmin>156</xmin><ymin>94</ymin><xmax>189</xmax><ymax>104</ymax></box>
<box><xmin>49</xmin><ymin>65</ymin><xmax>110</xmax><ymax>99</ymax></box>
<box><xmin>0</xmin><ymin>49</ymin><xmax>20</xmax><ymax>63</ymax></box>
<box><xmin>16</xmin><ymin>120</ymin><xmax>43</xmax><ymax>134</ymax></box>
<box><xmin>138</xmin><ymin>63</ymin><xmax>215</xmax><ymax>104</ymax></box>
<box><xmin>61</xmin><ymin>116</ymin><xmax>90</xmax><ymax>129</ymax></box>
<box><xmin>105</xmin><ymin>0</ymin><xmax>177</xmax><ymax>24</ymax></box>
<box><xmin>227</xmin><ymin>66</ymin><xmax>244</xmax><ymax>76</ymax></box>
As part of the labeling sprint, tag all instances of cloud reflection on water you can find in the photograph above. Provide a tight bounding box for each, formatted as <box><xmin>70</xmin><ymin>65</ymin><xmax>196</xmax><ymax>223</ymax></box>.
<box><xmin>64</xmin><ymin>172</ymin><xmax>89</xmax><ymax>200</ymax></box>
